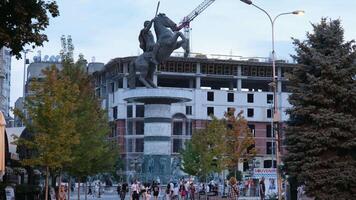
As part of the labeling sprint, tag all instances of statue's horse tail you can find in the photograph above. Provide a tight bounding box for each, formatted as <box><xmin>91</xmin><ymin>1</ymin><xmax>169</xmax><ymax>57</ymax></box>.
<box><xmin>128</xmin><ymin>60</ymin><xmax>136</xmax><ymax>89</ymax></box>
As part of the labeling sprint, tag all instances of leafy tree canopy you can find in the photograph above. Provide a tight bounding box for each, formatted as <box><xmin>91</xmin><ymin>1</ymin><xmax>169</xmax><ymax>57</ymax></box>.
<box><xmin>284</xmin><ymin>18</ymin><xmax>356</xmax><ymax>200</ymax></box>
<box><xmin>0</xmin><ymin>0</ymin><xmax>59</xmax><ymax>58</ymax></box>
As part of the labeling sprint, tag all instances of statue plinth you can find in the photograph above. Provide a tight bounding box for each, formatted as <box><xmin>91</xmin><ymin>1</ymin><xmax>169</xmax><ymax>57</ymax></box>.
<box><xmin>123</xmin><ymin>88</ymin><xmax>192</xmax><ymax>183</ymax></box>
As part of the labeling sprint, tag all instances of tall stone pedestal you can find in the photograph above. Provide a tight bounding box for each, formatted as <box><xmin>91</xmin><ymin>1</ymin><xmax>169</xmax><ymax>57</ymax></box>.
<box><xmin>123</xmin><ymin>88</ymin><xmax>191</xmax><ymax>183</ymax></box>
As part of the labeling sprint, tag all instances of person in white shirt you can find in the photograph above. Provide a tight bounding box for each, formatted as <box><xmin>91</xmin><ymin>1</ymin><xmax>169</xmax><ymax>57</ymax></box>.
<box><xmin>131</xmin><ymin>181</ymin><xmax>140</xmax><ymax>200</ymax></box>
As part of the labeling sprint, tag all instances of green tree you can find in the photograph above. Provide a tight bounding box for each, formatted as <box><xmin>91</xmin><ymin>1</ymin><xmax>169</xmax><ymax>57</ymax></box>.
<box><xmin>14</xmin><ymin>66</ymin><xmax>80</xmax><ymax>200</ymax></box>
<box><xmin>61</xmin><ymin>55</ymin><xmax>116</xmax><ymax>200</ymax></box>
<box><xmin>284</xmin><ymin>18</ymin><xmax>356</xmax><ymax>200</ymax></box>
<box><xmin>181</xmin><ymin>110</ymin><xmax>256</xmax><ymax>180</ymax></box>
<box><xmin>0</xmin><ymin>0</ymin><xmax>59</xmax><ymax>58</ymax></box>
<box><xmin>181</xmin><ymin>117</ymin><xmax>225</xmax><ymax>180</ymax></box>
<box><xmin>222</xmin><ymin>109</ymin><xmax>256</xmax><ymax>176</ymax></box>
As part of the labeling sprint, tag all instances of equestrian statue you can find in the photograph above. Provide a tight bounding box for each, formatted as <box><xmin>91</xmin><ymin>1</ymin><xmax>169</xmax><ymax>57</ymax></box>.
<box><xmin>128</xmin><ymin>12</ymin><xmax>189</xmax><ymax>89</ymax></box>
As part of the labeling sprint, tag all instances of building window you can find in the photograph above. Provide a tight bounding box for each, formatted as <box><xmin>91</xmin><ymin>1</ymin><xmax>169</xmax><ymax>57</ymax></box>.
<box><xmin>207</xmin><ymin>107</ymin><xmax>214</xmax><ymax>116</ymax></box>
<box><xmin>135</xmin><ymin>139</ymin><xmax>144</xmax><ymax>152</ymax></box>
<box><xmin>227</xmin><ymin>93</ymin><xmax>234</xmax><ymax>102</ymax></box>
<box><xmin>186</xmin><ymin>121</ymin><xmax>192</xmax><ymax>136</ymax></box>
<box><xmin>247</xmin><ymin>93</ymin><xmax>254</xmax><ymax>103</ymax></box>
<box><xmin>263</xmin><ymin>160</ymin><xmax>277</xmax><ymax>168</ymax></box>
<box><xmin>267</xmin><ymin>109</ymin><xmax>272</xmax><ymax>118</ymax></box>
<box><xmin>173</xmin><ymin>121</ymin><xmax>183</xmax><ymax>135</ymax></box>
<box><xmin>135</xmin><ymin>121</ymin><xmax>144</xmax><ymax>135</ymax></box>
<box><xmin>243</xmin><ymin>161</ymin><xmax>249</xmax><ymax>172</ymax></box>
<box><xmin>266</xmin><ymin>142</ymin><xmax>276</xmax><ymax>154</ymax></box>
<box><xmin>173</xmin><ymin>139</ymin><xmax>183</xmax><ymax>153</ymax></box>
<box><xmin>113</xmin><ymin>106</ymin><xmax>118</xmax><ymax>119</ymax></box>
<box><xmin>248</xmin><ymin>124</ymin><xmax>255</xmax><ymax>137</ymax></box>
<box><xmin>266</xmin><ymin>124</ymin><xmax>273</xmax><ymax>138</ymax></box>
<box><xmin>267</xmin><ymin>94</ymin><xmax>273</xmax><ymax>104</ymax></box>
<box><xmin>127</xmin><ymin>121</ymin><xmax>133</xmax><ymax>135</ymax></box>
<box><xmin>207</xmin><ymin>91</ymin><xmax>214</xmax><ymax>101</ymax></box>
<box><xmin>136</xmin><ymin>105</ymin><xmax>145</xmax><ymax>118</ymax></box>
<box><xmin>127</xmin><ymin>105</ymin><xmax>133</xmax><ymax>118</ymax></box>
<box><xmin>186</xmin><ymin>106</ymin><xmax>192</xmax><ymax>115</ymax></box>
<box><xmin>127</xmin><ymin>139</ymin><xmax>133</xmax><ymax>152</ymax></box>
<box><xmin>247</xmin><ymin>108</ymin><xmax>254</xmax><ymax>117</ymax></box>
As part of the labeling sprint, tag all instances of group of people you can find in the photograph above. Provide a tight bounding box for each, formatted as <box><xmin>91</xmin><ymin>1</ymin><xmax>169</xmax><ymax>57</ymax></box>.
<box><xmin>117</xmin><ymin>177</ymin><xmax>267</xmax><ymax>200</ymax></box>
<box><xmin>165</xmin><ymin>180</ymin><xmax>196</xmax><ymax>200</ymax></box>
<box><xmin>119</xmin><ymin>180</ymin><xmax>161</xmax><ymax>200</ymax></box>
<box><xmin>227</xmin><ymin>177</ymin><xmax>266</xmax><ymax>200</ymax></box>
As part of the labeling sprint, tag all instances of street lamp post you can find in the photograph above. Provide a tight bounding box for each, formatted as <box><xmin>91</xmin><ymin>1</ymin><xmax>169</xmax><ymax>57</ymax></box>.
<box><xmin>23</xmin><ymin>49</ymin><xmax>32</xmax><ymax>98</ymax></box>
<box><xmin>240</xmin><ymin>1</ymin><xmax>304</xmax><ymax>199</ymax></box>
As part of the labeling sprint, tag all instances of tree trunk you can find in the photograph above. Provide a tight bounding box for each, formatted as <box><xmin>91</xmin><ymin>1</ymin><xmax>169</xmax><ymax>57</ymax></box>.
<box><xmin>45</xmin><ymin>166</ymin><xmax>49</xmax><ymax>200</ymax></box>
<box><xmin>68</xmin><ymin>177</ymin><xmax>71</xmax><ymax>200</ymax></box>
<box><xmin>78</xmin><ymin>178</ymin><xmax>81</xmax><ymax>200</ymax></box>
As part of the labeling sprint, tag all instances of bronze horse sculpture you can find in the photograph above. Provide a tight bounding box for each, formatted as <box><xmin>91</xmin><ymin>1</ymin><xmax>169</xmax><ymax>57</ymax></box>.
<box><xmin>128</xmin><ymin>13</ymin><xmax>189</xmax><ymax>89</ymax></box>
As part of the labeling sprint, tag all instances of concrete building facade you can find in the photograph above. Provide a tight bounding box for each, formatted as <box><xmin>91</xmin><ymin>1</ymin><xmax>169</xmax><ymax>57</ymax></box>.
<box><xmin>94</xmin><ymin>54</ymin><xmax>295</xmax><ymax>181</ymax></box>
<box><xmin>0</xmin><ymin>48</ymin><xmax>11</xmax><ymax>119</ymax></box>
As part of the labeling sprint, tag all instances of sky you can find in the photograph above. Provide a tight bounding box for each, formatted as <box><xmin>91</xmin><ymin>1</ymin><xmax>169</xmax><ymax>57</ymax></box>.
<box><xmin>10</xmin><ymin>0</ymin><xmax>356</xmax><ymax>110</ymax></box>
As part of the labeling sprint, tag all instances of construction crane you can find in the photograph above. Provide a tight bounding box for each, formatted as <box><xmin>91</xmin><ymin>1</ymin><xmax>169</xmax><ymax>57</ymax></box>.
<box><xmin>177</xmin><ymin>0</ymin><xmax>216</xmax><ymax>52</ymax></box>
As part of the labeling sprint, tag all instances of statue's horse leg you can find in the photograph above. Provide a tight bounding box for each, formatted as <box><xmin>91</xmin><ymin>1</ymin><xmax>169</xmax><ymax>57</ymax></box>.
<box><xmin>172</xmin><ymin>32</ymin><xmax>189</xmax><ymax>57</ymax></box>
<box><xmin>138</xmin><ymin>62</ymin><xmax>153</xmax><ymax>88</ymax></box>
<box><xmin>146</xmin><ymin>63</ymin><xmax>157</xmax><ymax>88</ymax></box>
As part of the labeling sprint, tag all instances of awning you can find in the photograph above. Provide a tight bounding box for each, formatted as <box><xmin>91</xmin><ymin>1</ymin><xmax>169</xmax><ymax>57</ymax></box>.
<box><xmin>5</xmin><ymin>127</ymin><xmax>26</xmax><ymax>161</ymax></box>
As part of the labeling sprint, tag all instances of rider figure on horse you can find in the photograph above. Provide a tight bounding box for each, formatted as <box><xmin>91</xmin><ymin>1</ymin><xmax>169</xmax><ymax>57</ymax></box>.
<box><xmin>139</xmin><ymin>20</ymin><xmax>160</xmax><ymax>65</ymax></box>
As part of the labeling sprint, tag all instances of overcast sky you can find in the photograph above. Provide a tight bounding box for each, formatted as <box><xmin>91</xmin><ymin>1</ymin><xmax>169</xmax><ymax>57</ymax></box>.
<box><xmin>10</xmin><ymin>0</ymin><xmax>356</xmax><ymax>109</ymax></box>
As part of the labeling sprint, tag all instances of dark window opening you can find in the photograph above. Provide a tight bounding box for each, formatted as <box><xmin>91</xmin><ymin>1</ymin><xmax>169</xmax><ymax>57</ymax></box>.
<box><xmin>267</xmin><ymin>94</ymin><xmax>273</xmax><ymax>104</ymax></box>
<box><xmin>135</xmin><ymin>139</ymin><xmax>144</xmax><ymax>152</ymax></box>
<box><xmin>127</xmin><ymin>105</ymin><xmax>133</xmax><ymax>118</ymax></box>
<box><xmin>207</xmin><ymin>91</ymin><xmax>214</xmax><ymax>101</ymax></box>
<box><xmin>113</xmin><ymin>106</ymin><xmax>118</xmax><ymax>119</ymax></box>
<box><xmin>267</xmin><ymin>142</ymin><xmax>276</xmax><ymax>155</ymax></box>
<box><xmin>247</xmin><ymin>93</ymin><xmax>254</xmax><ymax>103</ymax></box>
<box><xmin>227</xmin><ymin>93</ymin><xmax>234</xmax><ymax>102</ymax></box>
<box><xmin>207</xmin><ymin>107</ymin><xmax>214</xmax><ymax>116</ymax></box>
<box><xmin>136</xmin><ymin>105</ymin><xmax>145</xmax><ymax>118</ymax></box>
<box><xmin>127</xmin><ymin>121</ymin><xmax>133</xmax><ymax>135</ymax></box>
<box><xmin>264</xmin><ymin>160</ymin><xmax>277</xmax><ymax>168</ymax></box>
<box><xmin>266</xmin><ymin>124</ymin><xmax>272</xmax><ymax>138</ymax></box>
<box><xmin>267</xmin><ymin>109</ymin><xmax>272</xmax><ymax>118</ymax></box>
<box><xmin>248</xmin><ymin>124</ymin><xmax>255</xmax><ymax>137</ymax></box>
<box><xmin>173</xmin><ymin>121</ymin><xmax>183</xmax><ymax>135</ymax></box>
<box><xmin>247</xmin><ymin>108</ymin><xmax>254</xmax><ymax>117</ymax></box>
<box><xmin>135</xmin><ymin>121</ymin><xmax>144</xmax><ymax>135</ymax></box>
<box><xmin>243</xmin><ymin>161</ymin><xmax>249</xmax><ymax>172</ymax></box>
<box><xmin>186</xmin><ymin>106</ymin><xmax>192</xmax><ymax>115</ymax></box>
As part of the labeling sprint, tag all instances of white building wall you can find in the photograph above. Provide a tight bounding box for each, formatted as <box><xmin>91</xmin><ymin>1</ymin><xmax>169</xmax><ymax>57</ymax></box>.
<box><xmin>109</xmin><ymin>88</ymin><xmax>291</xmax><ymax>122</ymax></box>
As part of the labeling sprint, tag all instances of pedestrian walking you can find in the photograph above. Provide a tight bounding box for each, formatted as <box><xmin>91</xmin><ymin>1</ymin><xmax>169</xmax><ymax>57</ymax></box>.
<box><xmin>58</xmin><ymin>185</ymin><xmax>67</xmax><ymax>200</ymax></box>
<box><xmin>179</xmin><ymin>184</ymin><xmax>187</xmax><ymax>200</ymax></box>
<box><xmin>259</xmin><ymin>177</ymin><xmax>266</xmax><ymax>200</ymax></box>
<box><xmin>228</xmin><ymin>177</ymin><xmax>239</xmax><ymax>200</ymax></box>
<box><xmin>131</xmin><ymin>180</ymin><xmax>140</xmax><ymax>200</ymax></box>
<box><xmin>189</xmin><ymin>183</ymin><xmax>196</xmax><ymax>200</ymax></box>
<box><xmin>121</xmin><ymin>182</ymin><xmax>129</xmax><ymax>200</ymax></box>
<box><xmin>152</xmin><ymin>182</ymin><xmax>160</xmax><ymax>200</ymax></box>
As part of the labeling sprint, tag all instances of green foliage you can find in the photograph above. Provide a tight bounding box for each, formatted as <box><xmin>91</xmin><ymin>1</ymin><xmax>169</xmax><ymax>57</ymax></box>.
<box><xmin>61</xmin><ymin>52</ymin><xmax>116</xmax><ymax>179</ymax></box>
<box><xmin>222</xmin><ymin>109</ymin><xmax>256</xmax><ymax>171</ymax></box>
<box><xmin>284</xmin><ymin>18</ymin><xmax>356</xmax><ymax>200</ymax></box>
<box><xmin>14</xmin><ymin>65</ymin><xmax>80</xmax><ymax>170</ymax></box>
<box><xmin>181</xmin><ymin>109</ymin><xmax>256</xmax><ymax>181</ymax></box>
<box><xmin>0</xmin><ymin>0</ymin><xmax>59</xmax><ymax>58</ymax></box>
